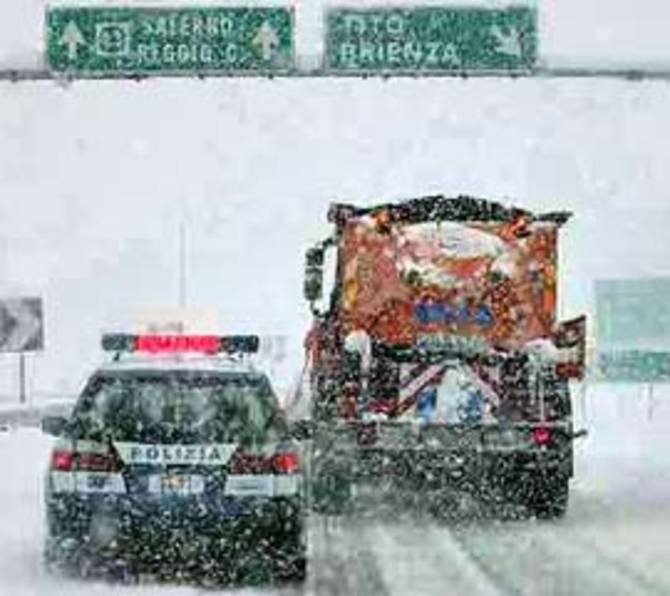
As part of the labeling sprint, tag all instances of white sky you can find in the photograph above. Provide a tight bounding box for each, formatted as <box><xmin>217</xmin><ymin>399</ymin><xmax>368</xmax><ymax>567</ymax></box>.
<box><xmin>1</xmin><ymin>1</ymin><xmax>670</xmax><ymax>399</ymax></box>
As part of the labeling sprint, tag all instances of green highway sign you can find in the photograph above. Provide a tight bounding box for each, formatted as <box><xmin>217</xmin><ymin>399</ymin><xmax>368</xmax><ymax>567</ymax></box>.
<box><xmin>596</xmin><ymin>278</ymin><xmax>670</xmax><ymax>352</ymax></box>
<box><xmin>46</xmin><ymin>7</ymin><xmax>293</xmax><ymax>76</ymax></box>
<box><xmin>597</xmin><ymin>351</ymin><xmax>670</xmax><ymax>383</ymax></box>
<box><xmin>325</xmin><ymin>6</ymin><xmax>537</xmax><ymax>74</ymax></box>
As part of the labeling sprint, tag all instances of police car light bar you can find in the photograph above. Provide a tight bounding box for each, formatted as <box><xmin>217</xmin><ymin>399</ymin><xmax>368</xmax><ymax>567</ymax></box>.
<box><xmin>101</xmin><ymin>334</ymin><xmax>260</xmax><ymax>355</ymax></box>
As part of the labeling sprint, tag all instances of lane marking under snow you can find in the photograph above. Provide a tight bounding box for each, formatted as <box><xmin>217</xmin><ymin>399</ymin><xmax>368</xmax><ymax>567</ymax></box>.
<box><xmin>369</xmin><ymin>521</ymin><xmax>504</xmax><ymax>596</ymax></box>
<box><xmin>313</xmin><ymin>515</ymin><xmax>390</xmax><ymax>596</ymax></box>
<box><xmin>535</xmin><ymin>527</ymin><xmax>668</xmax><ymax>596</ymax></box>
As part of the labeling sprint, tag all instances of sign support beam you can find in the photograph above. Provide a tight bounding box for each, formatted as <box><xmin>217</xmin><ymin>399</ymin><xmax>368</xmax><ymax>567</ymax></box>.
<box><xmin>18</xmin><ymin>353</ymin><xmax>26</xmax><ymax>405</ymax></box>
<box><xmin>3</xmin><ymin>66</ymin><xmax>670</xmax><ymax>82</ymax></box>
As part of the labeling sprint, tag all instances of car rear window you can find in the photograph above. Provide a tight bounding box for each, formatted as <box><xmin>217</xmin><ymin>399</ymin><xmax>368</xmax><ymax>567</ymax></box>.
<box><xmin>70</xmin><ymin>372</ymin><xmax>287</xmax><ymax>445</ymax></box>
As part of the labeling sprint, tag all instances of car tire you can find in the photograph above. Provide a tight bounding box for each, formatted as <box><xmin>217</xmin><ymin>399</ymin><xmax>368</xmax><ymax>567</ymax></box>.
<box><xmin>270</xmin><ymin>510</ymin><xmax>308</xmax><ymax>583</ymax></box>
<box><xmin>279</xmin><ymin>555</ymin><xmax>307</xmax><ymax>583</ymax></box>
<box><xmin>273</xmin><ymin>537</ymin><xmax>307</xmax><ymax>583</ymax></box>
<box><xmin>43</xmin><ymin>536</ymin><xmax>61</xmax><ymax>573</ymax></box>
<box><xmin>43</xmin><ymin>535</ymin><xmax>81</xmax><ymax>577</ymax></box>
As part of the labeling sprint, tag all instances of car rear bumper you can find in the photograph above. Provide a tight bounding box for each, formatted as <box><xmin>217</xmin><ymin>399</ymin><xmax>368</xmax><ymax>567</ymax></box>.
<box><xmin>45</xmin><ymin>493</ymin><xmax>304</xmax><ymax>574</ymax></box>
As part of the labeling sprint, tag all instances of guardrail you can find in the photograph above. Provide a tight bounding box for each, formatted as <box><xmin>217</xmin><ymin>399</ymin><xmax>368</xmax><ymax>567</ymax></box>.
<box><xmin>2</xmin><ymin>66</ymin><xmax>670</xmax><ymax>83</ymax></box>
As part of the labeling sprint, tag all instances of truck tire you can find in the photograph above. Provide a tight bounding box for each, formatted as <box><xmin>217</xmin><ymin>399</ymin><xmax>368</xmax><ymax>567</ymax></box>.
<box><xmin>527</xmin><ymin>473</ymin><xmax>569</xmax><ymax>520</ymax></box>
<box><xmin>311</xmin><ymin>467</ymin><xmax>352</xmax><ymax>515</ymax></box>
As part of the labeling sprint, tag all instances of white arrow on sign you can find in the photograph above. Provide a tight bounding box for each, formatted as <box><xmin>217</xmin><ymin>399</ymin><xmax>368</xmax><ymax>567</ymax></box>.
<box><xmin>59</xmin><ymin>21</ymin><xmax>86</xmax><ymax>61</ymax></box>
<box><xmin>491</xmin><ymin>25</ymin><xmax>522</xmax><ymax>58</ymax></box>
<box><xmin>0</xmin><ymin>300</ymin><xmax>43</xmax><ymax>352</ymax></box>
<box><xmin>252</xmin><ymin>21</ymin><xmax>280</xmax><ymax>61</ymax></box>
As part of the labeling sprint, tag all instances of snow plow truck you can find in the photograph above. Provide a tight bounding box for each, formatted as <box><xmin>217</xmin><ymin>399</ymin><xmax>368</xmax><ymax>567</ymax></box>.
<box><xmin>302</xmin><ymin>195</ymin><xmax>586</xmax><ymax>518</ymax></box>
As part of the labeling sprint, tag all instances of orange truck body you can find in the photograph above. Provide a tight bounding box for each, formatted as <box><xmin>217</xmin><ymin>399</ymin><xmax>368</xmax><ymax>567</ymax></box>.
<box><xmin>339</xmin><ymin>214</ymin><xmax>559</xmax><ymax>351</ymax></box>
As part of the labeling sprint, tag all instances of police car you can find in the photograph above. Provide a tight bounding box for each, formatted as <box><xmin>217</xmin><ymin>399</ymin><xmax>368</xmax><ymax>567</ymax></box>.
<box><xmin>41</xmin><ymin>333</ymin><xmax>306</xmax><ymax>584</ymax></box>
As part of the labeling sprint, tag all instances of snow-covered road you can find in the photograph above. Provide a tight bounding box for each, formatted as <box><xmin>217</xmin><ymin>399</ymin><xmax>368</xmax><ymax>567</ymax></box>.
<box><xmin>306</xmin><ymin>474</ymin><xmax>670</xmax><ymax>596</ymax></box>
<box><xmin>1</xmin><ymin>383</ymin><xmax>669</xmax><ymax>595</ymax></box>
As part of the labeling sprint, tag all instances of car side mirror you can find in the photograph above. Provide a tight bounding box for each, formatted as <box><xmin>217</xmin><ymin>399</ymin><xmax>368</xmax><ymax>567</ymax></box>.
<box><xmin>304</xmin><ymin>247</ymin><xmax>324</xmax><ymax>302</ymax></box>
<box><xmin>288</xmin><ymin>419</ymin><xmax>314</xmax><ymax>441</ymax></box>
<box><xmin>41</xmin><ymin>416</ymin><xmax>68</xmax><ymax>436</ymax></box>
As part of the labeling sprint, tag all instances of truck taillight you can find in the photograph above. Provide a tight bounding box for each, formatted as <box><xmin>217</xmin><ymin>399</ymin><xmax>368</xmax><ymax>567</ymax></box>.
<box><xmin>229</xmin><ymin>450</ymin><xmax>300</xmax><ymax>474</ymax></box>
<box><xmin>532</xmin><ymin>426</ymin><xmax>553</xmax><ymax>447</ymax></box>
<box><xmin>273</xmin><ymin>452</ymin><xmax>300</xmax><ymax>474</ymax></box>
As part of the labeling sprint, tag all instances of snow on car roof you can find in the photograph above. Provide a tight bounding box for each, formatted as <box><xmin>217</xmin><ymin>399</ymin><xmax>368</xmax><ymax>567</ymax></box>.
<box><xmin>97</xmin><ymin>354</ymin><xmax>259</xmax><ymax>376</ymax></box>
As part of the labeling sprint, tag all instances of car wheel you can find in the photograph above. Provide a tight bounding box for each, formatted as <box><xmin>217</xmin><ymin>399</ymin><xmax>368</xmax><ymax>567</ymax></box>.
<box><xmin>288</xmin><ymin>555</ymin><xmax>307</xmax><ymax>582</ymax></box>
<box><xmin>43</xmin><ymin>535</ymin><xmax>78</xmax><ymax>576</ymax></box>
<box><xmin>274</xmin><ymin>553</ymin><xmax>307</xmax><ymax>583</ymax></box>
<box><xmin>275</xmin><ymin>516</ymin><xmax>307</xmax><ymax>583</ymax></box>
<box><xmin>43</xmin><ymin>537</ymin><xmax>61</xmax><ymax>572</ymax></box>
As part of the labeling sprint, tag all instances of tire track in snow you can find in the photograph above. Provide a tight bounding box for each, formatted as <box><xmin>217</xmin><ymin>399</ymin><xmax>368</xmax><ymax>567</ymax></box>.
<box><xmin>450</xmin><ymin>521</ymin><xmax>582</xmax><ymax>596</ymax></box>
<box><xmin>308</xmin><ymin>516</ymin><xmax>351</xmax><ymax>595</ymax></box>
<box><xmin>537</xmin><ymin>529</ymin><xmax>668</xmax><ymax>596</ymax></box>
<box><xmin>572</xmin><ymin>532</ymin><xmax>670</xmax><ymax>594</ymax></box>
<box><xmin>564</xmin><ymin>494</ymin><xmax>670</xmax><ymax>595</ymax></box>
<box><xmin>368</xmin><ymin>520</ymin><xmax>505</xmax><ymax>596</ymax></box>
<box><xmin>310</xmin><ymin>514</ymin><xmax>390</xmax><ymax>596</ymax></box>
<box><xmin>450</xmin><ymin>518</ymin><xmax>665</xmax><ymax>596</ymax></box>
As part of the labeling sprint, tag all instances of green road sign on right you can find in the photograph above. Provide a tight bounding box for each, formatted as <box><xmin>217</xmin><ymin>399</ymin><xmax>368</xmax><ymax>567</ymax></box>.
<box><xmin>598</xmin><ymin>351</ymin><xmax>670</xmax><ymax>383</ymax></box>
<box><xmin>325</xmin><ymin>6</ymin><xmax>537</xmax><ymax>74</ymax></box>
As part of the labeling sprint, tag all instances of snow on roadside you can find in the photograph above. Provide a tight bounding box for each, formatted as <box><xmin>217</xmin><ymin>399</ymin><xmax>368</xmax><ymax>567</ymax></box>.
<box><xmin>574</xmin><ymin>382</ymin><xmax>670</xmax><ymax>508</ymax></box>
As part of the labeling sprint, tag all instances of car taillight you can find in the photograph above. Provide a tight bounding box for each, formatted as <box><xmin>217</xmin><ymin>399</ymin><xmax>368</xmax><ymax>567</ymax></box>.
<box><xmin>51</xmin><ymin>449</ymin><xmax>74</xmax><ymax>471</ymax></box>
<box><xmin>77</xmin><ymin>452</ymin><xmax>120</xmax><ymax>472</ymax></box>
<box><xmin>532</xmin><ymin>426</ymin><xmax>552</xmax><ymax>447</ymax></box>
<box><xmin>229</xmin><ymin>451</ymin><xmax>273</xmax><ymax>474</ymax></box>
<box><xmin>50</xmin><ymin>449</ymin><xmax>120</xmax><ymax>472</ymax></box>
<box><xmin>273</xmin><ymin>452</ymin><xmax>300</xmax><ymax>474</ymax></box>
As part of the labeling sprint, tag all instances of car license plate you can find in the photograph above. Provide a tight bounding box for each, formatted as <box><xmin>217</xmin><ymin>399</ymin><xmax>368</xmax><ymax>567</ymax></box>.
<box><xmin>149</xmin><ymin>474</ymin><xmax>204</xmax><ymax>495</ymax></box>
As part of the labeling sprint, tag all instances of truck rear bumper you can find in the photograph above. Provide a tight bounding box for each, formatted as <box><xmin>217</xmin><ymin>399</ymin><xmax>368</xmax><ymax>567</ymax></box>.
<box><xmin>312</xmin><ymin>421</ymin><xmax>575</xmax><ymax>482</ymax></box>
<box><xmin>327</xmin><ymin>446</ymin><xmax>572</xmax><ymax>488</ymax></box>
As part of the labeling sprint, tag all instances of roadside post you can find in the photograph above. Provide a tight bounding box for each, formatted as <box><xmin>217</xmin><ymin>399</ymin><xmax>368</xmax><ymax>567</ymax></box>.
<box><xmin>0</xmin><ymin>297</ymin><xmax>44</xmax><ymax>404</ymax></box>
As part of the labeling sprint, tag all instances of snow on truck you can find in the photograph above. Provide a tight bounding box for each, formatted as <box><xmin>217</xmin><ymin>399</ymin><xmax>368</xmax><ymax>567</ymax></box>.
<box><xmin>302</xmin><ymin>195</ymin><xmax>586</xmax><ymax>518</ymax></box>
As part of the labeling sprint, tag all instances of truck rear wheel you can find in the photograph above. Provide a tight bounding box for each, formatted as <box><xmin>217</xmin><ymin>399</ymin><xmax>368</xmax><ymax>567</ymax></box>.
<box><xmin>311</xmin><ymin>467</ymin><xmax>352</xmax><ymax>515</ymax></box>
<box><xmin>525</xmin><ymin>473</ymin><xmax>569</xmax><ymax>519</ymax></box>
